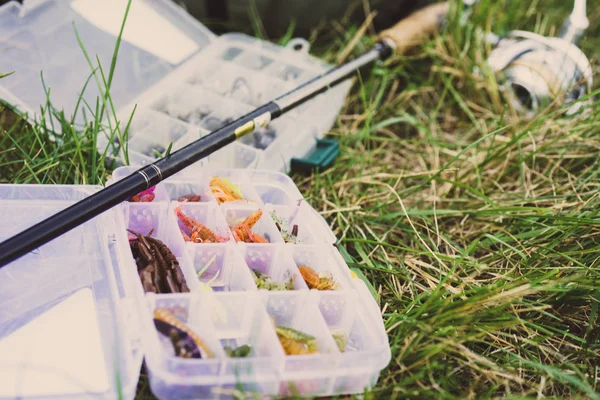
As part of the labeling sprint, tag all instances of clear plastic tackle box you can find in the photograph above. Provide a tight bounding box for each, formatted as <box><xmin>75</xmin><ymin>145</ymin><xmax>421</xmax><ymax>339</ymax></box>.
<box><xmin>0</xmin><ymin>166</ymin><xmax>391</xmax><ymax>399</ymax></box>
<box><xmin>0</xmin><ymin>0</ymin><xmax>352</xmax><ymax>173</ymax></box>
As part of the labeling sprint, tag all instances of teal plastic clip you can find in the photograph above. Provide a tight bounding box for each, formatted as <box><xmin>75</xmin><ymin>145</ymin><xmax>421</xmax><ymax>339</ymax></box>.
<box><xmin>290</xmin><ymin>138</ymin><xmax>340</xmax><ymax>174</ymax></box>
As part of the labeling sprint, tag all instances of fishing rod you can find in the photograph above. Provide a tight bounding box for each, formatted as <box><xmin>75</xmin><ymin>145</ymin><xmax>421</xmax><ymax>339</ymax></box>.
<box><xmin>0</xmin><ymin>1</ymin><xmax>456</xmax><ymax>268</ymax></box>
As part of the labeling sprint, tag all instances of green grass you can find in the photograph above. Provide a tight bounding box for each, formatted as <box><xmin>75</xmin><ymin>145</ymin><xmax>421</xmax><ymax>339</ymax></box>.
<box><xmin>1</xmin><ymin>0</ymin><xmax>600</xmax><ymax>399</ymax></box>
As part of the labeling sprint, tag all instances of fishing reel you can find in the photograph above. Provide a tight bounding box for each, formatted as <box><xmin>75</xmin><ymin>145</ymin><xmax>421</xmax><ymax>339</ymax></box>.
<box><xmin>483</xmin><ymin>0</ymin><xmax>593</xmax><ymax>117</ymax></box>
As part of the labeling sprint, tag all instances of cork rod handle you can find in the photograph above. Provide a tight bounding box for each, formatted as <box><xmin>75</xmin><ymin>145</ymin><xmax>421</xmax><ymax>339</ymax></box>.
<box><xmin>378</xmin><ymin>1</ymin><xmax>450</xmax><ymax>54</ymax></box>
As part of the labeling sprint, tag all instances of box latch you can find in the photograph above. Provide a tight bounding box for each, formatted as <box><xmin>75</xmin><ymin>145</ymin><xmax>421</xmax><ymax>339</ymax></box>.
<box><xmin>290</xmin><ymin>138</ymin><xmax>340</xmax><ymax>174</ymax></box>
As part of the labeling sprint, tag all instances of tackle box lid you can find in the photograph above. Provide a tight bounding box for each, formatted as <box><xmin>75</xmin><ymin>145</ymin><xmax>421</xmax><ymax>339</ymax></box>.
<box><xmin>0</xmin><ymin>0</ymin><xmax>217</xmax><ymax>126</ymax></box>
<box><xmin>0</xmin><ymin>183</ymin><xmax>147</xmax><ymax>399</ymax></box>
<box><xmin>0</xmin><ymin>0</ymin><xmax>351</xmax><ymax>174</ymax></box>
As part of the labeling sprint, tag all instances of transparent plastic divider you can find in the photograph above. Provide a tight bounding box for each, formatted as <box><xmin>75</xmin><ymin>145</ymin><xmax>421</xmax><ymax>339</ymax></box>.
<box><xmin>332</xmin><ymin>370</ymin><xmax>381</xmax><ymax>397</ymax></box>
<box><xmin>315</xmin><ymin>291</ymin><xmax>388</xmax><ymax>394</ymax></box>
<box><xmin>317</xmin><ymin>291</ymin><xmax>385</xmax><ymax>358</ymax></box>
<box><xmin>96</xmin><ymin>207</ymin><xmax>148</xmax><ymax>398</ymax></box>
<box><xmin>110</xmin><ymin>202</ymin><xmax>152</xmax><ymax>388</ymax></box>
<box><xmin>251</xmin><ymin>183</ymin><xmax>301</xmax><ymax>208</ymax></box>
<box><xmin>245</xmin><ymin>170</ymin><xmax>305</xmax><ymax>201</ymax></box>
<box><xmin>142</xmin><ymin>293</ymin><xmax>227</xmax><ymax>399</ymax></box>
<box><xmin>266</xmin><ymin>203</ymin><xmax>326</xmax><ymax>244</ymax></box>
<box><xmin>218</xmin><ymin>44</ymin><xmax>244</xmax><ymax>61</ymax></box>
<box><xmin>124</xmin><ymin>202</ymin><xmax>202</xmax><ymax>294</ymax></box>
<box><xmin>286</xmin><ymin>244</ymin><xmax>355</xmax><ymax>292</ymax></box>
<box><xmin>271</xmin><ymin>123</ymin><xmax>320</xmax><ymax>170</ymax></box>
<box><xmin>169</xmin><ymin>130</ymin><xmax>204</xmax><ymax>154</ymax></box>
<box><xmin>170</xmin><ymin>200</ymin><xmax>232</xmax><ymax>243</ymax></box>
<box><xmin>198</xmin><ymin>98</ymin><xmax>253</xmax><ymax>132</ymax></box>
<box><xmin>264</xmin><ymin>60</ymin><xmax>306</xmax><ymax>82</ymax></box>
<box><xmin>255</xmin><ymin>113</ymin><xmax>303</xmax><ymax>152</ymax></box>
<box><xmin>238</xmin><ymin>243</ymin><xmax>308</xmax><ymax>291</ymax></box>
<box><xmin>147</xmin><ymin>82</ymin><xmax>224</xmax><ymax>126</ymax></box>
<box><xmin>232</xmin><ymin>50</ymin><xmax>275</xmax><ymax>71</ymax></box>
<box><xmin>262</xmin><ymin>291</ymin><xmax>340</xmax><ymax>397</ymax></box>
<box><xmin>237</xmin><ymin>114</ymin><xmax>292</xmax><ymax>151</ymax></box>
<box><xmin>198</xmin><ymin>61</ymin><xmax>290</xmax><ymax>107</ymax></box>
<box><xmin>187</xmin><ymin>243</ymin><xmax>257</xmax><ymax>292</ymax></box>
<box><xmin>98</xmin><ymin>109</ymin><xmax>174</xmax><ymax>167</ymax></box>
<box><xmin>329</xmin><ymin>245</ymin><xmax>389</xmax><ymax>337</ymax></box>
<box><xmin>253</xmin><ymin>186</ymin><xmax>301</xmax><ymax>208</ymax></box>
<box><xmin>200</xmin><ymin>292</ymin><xmax>285</xmax><ymax>396</ymax></box>
<box><xmin>220</xmin><ymin>202</ymin><xmax>284</xmax><ymax>244</ymax></box>
<box><xmin>127</xmin><ymin>134</ymin><xmax>171</xmax><ymax>160</ymax></box>
<box><xmin>205</xmin><ymin>142</ymin><xmax>262</xmax><ymax>170</ymax></box>
<box><xmin>179</xmin><ymin>58</ymin><xmax>222</xmax><ymax>87</ymax></box>
<box><xmin>122</xmin><ymin>106</ymin><xmax>190</xmax><ymax>144</ymax></box>
<box><xmin>302</xmin><ymin>202</ymin><xmax>339</xmax><ymax>245</ymax></box>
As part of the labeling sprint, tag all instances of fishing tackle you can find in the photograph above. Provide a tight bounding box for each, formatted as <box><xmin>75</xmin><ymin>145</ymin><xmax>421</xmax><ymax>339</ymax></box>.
<box><xmin>224</xmin><ymin>344</ymin><xmax>252</xmax><ymax>358</ymax></box>
<box><xmin>208</xmin><ymin>176</ymin><xmax>245</xmax><ymax>204</ymax></box>
<box><xmin>129</xmin><ymin>186</ymin><xmax>156</xmax><ymax>202</ymax></box>
<box><xmin>154</xmin><ymin>318</ymin><xmax>202</xmax><ymax>359</ymax></box>
<box><xmin>483</xmin><ymin>0</ymin><xmax>592</xmax><ymax>117</ymax></box>
<box><xmin>270</xmin><ymin>210</ymin><xmax>299</xmax><ymax>244</ymax></box>
<box><xmin>174</xmin><ymin>205</ymin><xmax>224</xmax><ymax>243</ymax></box>
<box><xmin>154</xmin><ymin>307</ymin><xmax>214</xmax><ymax>358</ymax></box>
<box><xmin>331</xmin><ymin>330</ymin><xmax>346</xmax><ymax>352</ymax></box>
<box><xmin>298</xmin><ymin>265</ymin><xmax>339</xmax><ymax>290</ymax></box>
<box><xmin>128</xmin><ymin>230</ymin><xmax>191</xmax><ymax>293</ymax></box>
<box><xmin>231</xmin><ymin>209</ymin><xmax>269</xmax><ymax>243</ymax></box>
<box><xmin>177</xmin><ymin>194</ymin><xmax>201</xmax><ymax>202</ymax></box>
<box><xmin>250</xmin><ymin>268</ymin><xmax>295</xmax><ymax>290</ymax></box>
<box><xmin>275</xmin><ymin>325</ymin><xmax>318</xmax><ymax>355</ymax></box>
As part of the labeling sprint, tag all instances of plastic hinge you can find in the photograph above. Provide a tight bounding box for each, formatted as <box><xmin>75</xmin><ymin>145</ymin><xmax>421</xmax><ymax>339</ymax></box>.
<box><xmin>290</xmin><ymin>138</ymin><xmax>340</xmax><ymax>174</ymax></box>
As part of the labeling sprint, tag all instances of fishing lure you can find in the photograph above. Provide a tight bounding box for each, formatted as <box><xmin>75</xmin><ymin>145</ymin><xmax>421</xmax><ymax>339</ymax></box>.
<box><xmin>208</xmin><ymin>176</ymin><xmax>244</xmax><ymax>204</ymax></box>
<box><xmin>128</xmin><ymin>230</ymin><xmax>190</xmax><ymax>293</ymax></box>
<box><xmin>154</xmin><ymin>318</ymin><xmax>202</xmax><ymax>359</ymax></box>
<box><xmin>270</xmin><ymin>211</ymin><xmax>299</xmax><ymax>244</ymax></box>
<box><xmin>275</xmin><ymin>326</ymin><xmax>318</xmax><ymax>355</ymax></box>
<box><xmin>177</xmin><ymin>194</ymin><xmax>201</xmax><ymax>202</ymax></box>
<box><xmin>251</xmin><ymin>269</ymin><xmax>294</xmax><ymax>290</ymax></box>
<box><xmin>224</xmin><ymin>344</ymin><xmax>252</xmax><ymax>358</ymax></box>
<box><xmin>128</xmin><ymin>186</ymin><xmax>156</xmax><ymax>202</ymax></box>
<box><xmin>298</xmin><ymin>265</ymin><xmax>339</xmax><ymax>290</ymax></box>
<box><xmin>231</xmin><ymin>209</ymin><xmax>269</xmax><ymax>243</ymax></box>
<box><xmin>174</xmin><ymin>205</ymin><xmax>225</xmax><ymax>243</ymax></box>
<box><xmin>331</xmin><ymin>330</ymin><xmax>346</xmax><ymax>352</ymax></box>
<box><xmin>154</xmin><ymin>307</ymin><xmax>214</xmax><ymax>358</ymax></box>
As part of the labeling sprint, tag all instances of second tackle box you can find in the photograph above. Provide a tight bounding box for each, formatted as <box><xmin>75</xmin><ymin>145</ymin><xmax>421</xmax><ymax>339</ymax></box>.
<box><xmin>0</xmin><ymin>0</ymin><xmax>353</xmax><ymax>174</ymax></box>
<box><xmin>0</xmin><ymin>166</ymin><xmax>391</xmax><ymax>400</ymax></box>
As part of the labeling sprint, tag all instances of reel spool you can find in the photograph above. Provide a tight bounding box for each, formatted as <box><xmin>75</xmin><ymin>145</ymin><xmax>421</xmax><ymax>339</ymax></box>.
<box><xmin>484</xmin><ymin>0</ymin><xmax>592</xmax><ymax>117</ymax></box>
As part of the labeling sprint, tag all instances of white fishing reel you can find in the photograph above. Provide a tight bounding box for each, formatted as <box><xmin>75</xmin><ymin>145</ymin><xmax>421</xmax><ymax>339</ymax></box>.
<box><xmin>484</xmin><ymin>0</ymin><xmax>593</xmax><ymax>117</ymax></box>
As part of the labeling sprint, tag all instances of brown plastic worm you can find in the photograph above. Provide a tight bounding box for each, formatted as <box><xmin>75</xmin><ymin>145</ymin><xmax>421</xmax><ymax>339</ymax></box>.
<box><xmin>154</xmin><ymin>307</ymin><xmax>214</xmax><ymax>358</ymax></box>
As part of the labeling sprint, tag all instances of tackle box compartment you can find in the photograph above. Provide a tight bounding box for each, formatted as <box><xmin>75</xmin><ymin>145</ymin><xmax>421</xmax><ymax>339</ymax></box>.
<box><xmin>0</xmin><ymin>0</ymin><xmax>353</xmax><ymax>174</ymax></box>
<box><xmin>0</xmin><ymin>166</ymin><xmax>391</xmax><ymax>399</ymax></box>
